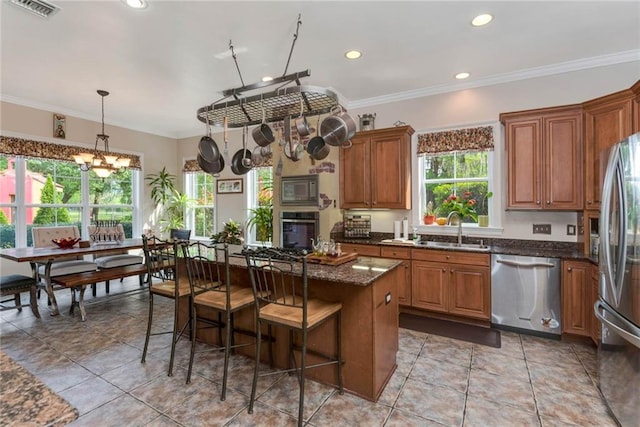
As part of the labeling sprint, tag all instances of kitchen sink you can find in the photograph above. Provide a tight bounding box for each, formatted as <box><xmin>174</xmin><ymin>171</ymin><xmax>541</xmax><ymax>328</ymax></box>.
<box><xmin>416</xmin><ymin>241</ymin><xmax>491</xmax><ymax>252</ymax></box>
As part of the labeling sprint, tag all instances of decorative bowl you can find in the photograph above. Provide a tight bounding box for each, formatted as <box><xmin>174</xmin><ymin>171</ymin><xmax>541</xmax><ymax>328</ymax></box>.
<box><xmin>436</xmin><ymin>217</ymin><xmax>448</xmax><ymax>226</ymax></box>
<box><xmin>52</xmin><ymin>237</ymin><xmax>81</xmax><ymax>249</ymax></box>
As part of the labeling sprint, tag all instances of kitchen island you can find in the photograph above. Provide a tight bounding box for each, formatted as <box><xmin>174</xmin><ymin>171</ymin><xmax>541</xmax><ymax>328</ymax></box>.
<box><xmin>176</xmin><ymin>254</ymin><xmax>402</xmax><ymax>402</ymax></box>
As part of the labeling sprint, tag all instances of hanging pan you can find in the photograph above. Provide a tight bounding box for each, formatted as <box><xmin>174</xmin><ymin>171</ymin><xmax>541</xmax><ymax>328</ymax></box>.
<box><xmin>252</xmin><ymin>97</ymin><xmax>275</xmax><ymax>147</ymax></box>
<box><xmin>197</xmin><ymin>153</ymin><xmax>225</xmax><ymax>175</ymax></box>
<box><xmin>231</xmin><ymin>126</ymin><xmax>252</xmax><ymax>175</ymax></box>
<box><xmin>198</xmin><ymin>109</ymin><xmax>220</xmax><ymax>163</ymax></box>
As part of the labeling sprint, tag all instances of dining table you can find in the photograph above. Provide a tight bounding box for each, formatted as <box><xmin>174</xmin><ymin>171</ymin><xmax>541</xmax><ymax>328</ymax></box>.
<box><xmin>0</xmin><ymin>239</ymin><xmax>145</xmax><ymax>318</ymax></box>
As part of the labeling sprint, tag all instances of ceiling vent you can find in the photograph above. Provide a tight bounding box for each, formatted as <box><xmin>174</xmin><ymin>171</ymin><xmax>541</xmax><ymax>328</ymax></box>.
<box><xmin>9</xmin><ymin>0</ymin><xmax>60</xmax><ymax>18</ymax></box>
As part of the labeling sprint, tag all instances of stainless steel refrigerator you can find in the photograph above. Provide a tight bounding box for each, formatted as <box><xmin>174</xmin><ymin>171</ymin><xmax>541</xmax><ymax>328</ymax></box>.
<box><xmin>596</xmin><ymin>132</ymin><xmax>640</xmax><ymax>426</ymax></box>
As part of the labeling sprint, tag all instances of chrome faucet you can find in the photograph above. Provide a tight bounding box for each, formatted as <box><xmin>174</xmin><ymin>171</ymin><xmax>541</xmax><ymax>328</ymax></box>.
<box><xmin>446</xmin><ymin>211</ymin><xmax>463</xmax><ymax>245</ymax></box>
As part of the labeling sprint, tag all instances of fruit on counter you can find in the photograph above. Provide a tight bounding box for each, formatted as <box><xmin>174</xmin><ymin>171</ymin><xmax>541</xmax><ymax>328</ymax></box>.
<box><xmin>436</xmin><ymin>217</ymin><xmax>447</xmax><ymax>226</ymax></box>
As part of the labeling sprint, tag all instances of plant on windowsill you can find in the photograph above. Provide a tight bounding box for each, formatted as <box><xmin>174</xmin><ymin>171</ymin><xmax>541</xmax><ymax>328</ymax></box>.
<box><xmin>423</xmin><ymin>201</ymin><xmax>435</xmax><ymax>225</ymax></box>
<box><xmin>145</xmin><ymin>167</ymin><xmax>192</xmax><ymax>234</ymax></box>
<box><xmin>477</xmin><ymin>191</ymin><xmax>493</xmax><ymax>227</ymax></box>
<box><xmin>440</xmin><ymin>192</ymin><xmax>478</xmax><ymax>223</ymax></box>
<box><xmin>211</xmin><ymin>219</ymin><xmax>244</xmax><ymax>245</ymax></box>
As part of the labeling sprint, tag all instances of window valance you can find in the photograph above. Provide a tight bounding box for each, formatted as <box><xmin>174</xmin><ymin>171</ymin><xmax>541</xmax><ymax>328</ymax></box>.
<box><xmin>417</xmin><ymin>126</ymin><xmax>494</xmax><ymax>155</ymax></box>
<box><xmin>0</xmin><ymin>135</ymin><xmax>141</xmax><ymax>170</ymax></box>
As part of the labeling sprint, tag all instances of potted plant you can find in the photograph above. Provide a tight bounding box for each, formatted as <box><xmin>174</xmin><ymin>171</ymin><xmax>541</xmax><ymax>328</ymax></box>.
<box><xmin>247</xmin><ymin>204</ymin><xmax>273</xmax><ymax>244</ymax></box>
<box><xmin>211</xmin><ymin>219</ymin><xmax>243</xmax><ymax>245</ymax></box>
<box><xmin>145</xmin><ymin>167</ymin><xmax>192</xmax><ymax>234</ymax></box>
<box><xmin>440</xmin><ymin>192</ymin><xmax>478</xmax><ymax>224</ymax></box>
<box><xmin>423</xmin><ymin>201</ymin><xmax>436</xmax><ymax>225</ymax></box>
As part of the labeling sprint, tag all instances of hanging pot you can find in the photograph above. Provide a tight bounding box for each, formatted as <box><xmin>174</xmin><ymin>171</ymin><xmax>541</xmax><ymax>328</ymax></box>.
<box><xmin>251</xmin><ymin>146</ymin><xmax>264</xmax><ymax>166</ymax></box>
<box><xmin>231</xmin><ymin>127</ymin><xmax>252</xmax><ymax>175</ymax></box>
<box><xmin>252</xmin><ymin>98</ymin><xmax>275</xmax><ymax>147</ymax></box>
<box><xmin>306</xmin><ymin>116</ymin><xmax>329</xmax><ymax>160</ymax></box>
<box><xmin>320</xmin><ymin>106</ymin><xmax>357</xmax><ymax>147</ymax></box>
<box><xmin>198</xmin><ymin>110</ymin><xmax>220</xmax><ymax>162</ymax></box>
<box><xmin>295</xmin><ymin>97</ymin><xmax>312</xmax><ymax>137</ymax></box>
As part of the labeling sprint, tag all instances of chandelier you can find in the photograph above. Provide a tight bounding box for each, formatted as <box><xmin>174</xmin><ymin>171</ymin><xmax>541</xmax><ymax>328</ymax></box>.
<box><xmin>72</xmin><ymin>90</ymin><xmax>130</xmax><ymax>178</ymax></box>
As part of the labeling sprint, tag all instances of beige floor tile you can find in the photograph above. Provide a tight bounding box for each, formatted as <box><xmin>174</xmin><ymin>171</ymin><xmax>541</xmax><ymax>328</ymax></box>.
<box><xmin>384</xmin><ymin>409</ymin><xmax>446</xmax><ymax>427</ymax></box>
<box><xmin>471</xmin><ymin>351</ymin><xmax>530</xmax><ymax>382</ymax></box>
<box><xmin>67</xmin><ymin>394</ymin><xmax>160</xmax><ymax>427</ymax></box>
<box><xmin>257</xmin><ymin>374</ymin><xmax>335</xmax><ymax>422</ymax></box>
<box><xmin>164</xmin><ymin>382</ymin><xmax>249</xmax><ymax>426</ymax></box>
<box><xmin>409</xmin><ymin>355</ymin><xmax>469</xmax><ymax>392</ymax></box>
<box><xmin>535</xmin><ymin>386</ymin><xmax>617</xmax><ymax>426</ymax></box>
<box><xmin>420</xmin><ymin>337</ymin><xmax>472</xmax><ymax>367</ymax></box>
<box><xmin>309</xmin><ymin>391</ymin><xmax>391</xmax><ymax>426</ymax></box>
<box><xmin>130</xmin><ymin>367</ymin><xmax>212</xmax><ymax>412</ymax></box>
<box><xmin>226</xmin><ymin>401</ymin><xmax>298</xmax><ymax>426</ymax></box>
<box><xmin>58</xmin><ymin>376</ymin><xmax>123</xmax><ymax>415</ymax></box>
<box><xmin>101</xmin><ymin>357</ymin><xmax>167</xmax><ymax>391</ymax></box>
<box><xmin>395</xmin><ymin>349</ymin><xmax>418</xmax><ymax>376</ymax></box>
<box><xmin>398</xmin><ymin>328</ymin><xmax>428</xmax><ymax>355</ymax></box>
<box><xmin>528</xmin><ymin>360</ymin><xmax>599</xmax><ymax>398</ymax></box>
<box><xmin>524</xmin><ymin>345</ymin><xmax>581</xmax><ymax>368</ymax></box>
<box><xmin>377</xmin><ymin>370</ymin><xmax>407</xmax><ymax>407</ymax></box>
<box><xmin>468</xmin><ymin>368</ymin><xmax>536</xmax><ymax>412</ymax></box>
<box><xmin>463</xmin><ymin>395</ymin><xmax>540</xmax><ymax>427</ymax></box>
<box><xmin>75</xmin><ymin>342</ymin><xmax>142</xmax><ymax>375</ymax></box>
<box><xmin>395</xmin><ymin>378</ymin><xmax>465</xmax><ymax>426</ymax></box>
<box><xmin>472</xmin><ymin>331</ymin><xmax>524</xmax><ymax>360</ymax></box>
<box><xmin>144</xmin><ymin>415</ymin><xmax>184</xmax><ymax>426</ymax></box>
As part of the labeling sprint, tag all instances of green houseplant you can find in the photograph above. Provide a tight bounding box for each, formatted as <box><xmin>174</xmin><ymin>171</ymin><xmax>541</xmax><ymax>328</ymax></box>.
<box><xmin>211</xmin><ymin>219</ymin><xmax>243</xmax><ymax>245</ymax></box>
<box><xmin>145</xmin><ymin>167</ymin><xmax>191</xmax><ymax>233</ymax></box>
<box><xmin>247</xmin><ymin>205</ymin><xmax>273</xmax><ymax>244</ymax></box>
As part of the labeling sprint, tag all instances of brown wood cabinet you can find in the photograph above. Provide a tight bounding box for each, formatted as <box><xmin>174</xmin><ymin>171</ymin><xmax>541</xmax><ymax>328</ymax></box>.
<box><xmin>590</xmin><ymin>264</ymin><xmax>601</xmax><ymax>344</ymax></box>
<box><xmin>381</xmin><ymin>247</ymin><xmax>412</xmax><ymax>306</ymax></box>
<box><xmin>583</xmin><ymin>89</ymin><xmax>633</xmax><ymax>211</ymax></box>
<box><xmin>633</xmin><ymin>80</ymin><xmax>640</xmax><ymax>133</ymax></box>
<box><xmin>501</xmin><ymin>106</ymin><xmax>583</xmax><ymax>210</ymax></box>
<box><xmin>561</xmin><ymin>260</ymin><xmax>591</xmax><ymax>336</ymax></box>
<box><xmin>340</xmin><ymin>243</ymin><xmax>381</xmax><ymax>257</ymax></box>
<box><xmin>340</xmin><ymin>126</ymin><xmax>414</xmax><ymax>209</ymax></box>
<box><xmin>411</xmin><ymin>249</ymin><xmax>491</xmax><ymax>320</ymax></box>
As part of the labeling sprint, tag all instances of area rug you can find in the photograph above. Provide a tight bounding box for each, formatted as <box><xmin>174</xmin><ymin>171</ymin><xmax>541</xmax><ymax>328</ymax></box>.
<box><xmin>399</xmin><ymin>313</ymin><xmax>501</xmax><ymax>348</ymax></box>
<box><xmin>0</xmin><ymin>351</ymin><xmax>78</xmax><ymax>426</ymax></box>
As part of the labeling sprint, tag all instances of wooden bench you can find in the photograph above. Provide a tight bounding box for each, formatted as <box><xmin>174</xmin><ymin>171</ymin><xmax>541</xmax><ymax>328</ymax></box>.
<box><xmin>51</xmin><ymin>264</ymin><xmax>148</xmax><ymax>321</ymax></box>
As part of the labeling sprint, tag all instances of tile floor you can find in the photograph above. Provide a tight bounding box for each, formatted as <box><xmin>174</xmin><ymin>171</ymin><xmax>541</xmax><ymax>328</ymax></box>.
<box><xmin>0</xmin><ymin>278</ymin><xmax>618</xmax><ymax>426</ymax></box>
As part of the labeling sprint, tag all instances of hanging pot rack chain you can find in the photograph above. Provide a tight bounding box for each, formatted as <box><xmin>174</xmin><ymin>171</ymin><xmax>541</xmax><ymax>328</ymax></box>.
<box><xmin>197</xmin><ymin>14</ymin><xmax>340</xmax><ymax>128</ymax></box>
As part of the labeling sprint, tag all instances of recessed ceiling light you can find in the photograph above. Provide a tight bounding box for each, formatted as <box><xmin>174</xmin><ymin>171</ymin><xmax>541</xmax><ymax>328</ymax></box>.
<box><xmin>345</xmin><ymin>50</ymin><xmax>362</xmax><ymax>60</ymax></box>
<box><xmin>124</xmin><ymin>0</ymin><xmax>147</xmax><ymax>9</ymax></box>
<box><xmin>455</xmin><ymin>72</ymin><xmax>470</xmax><ymax>80</ymax></box>
<box><xmin>471</xmin><ymin>13</ymin><xmax>493</xmax><ymax>26</ymax></box>
<box><xmin>262</xmin><ymin>76</ymin><xmax>273</xmax><ymax>82</ymax></box>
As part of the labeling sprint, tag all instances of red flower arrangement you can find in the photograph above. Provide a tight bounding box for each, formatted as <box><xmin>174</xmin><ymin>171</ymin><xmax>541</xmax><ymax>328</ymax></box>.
<box><xmin>440</xmin><ymin>192</ymin><xmax>478</xmax><ymax>221</ymax></box>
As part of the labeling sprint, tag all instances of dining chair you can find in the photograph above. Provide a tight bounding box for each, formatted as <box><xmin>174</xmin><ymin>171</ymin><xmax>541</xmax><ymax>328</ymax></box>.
<box><xmin>31</xmin><ymin>225</ymin><xmax>97</xmax><ymax>313</ymax></box>
<box><xmin>170</xmin><ymin>229</ymin><xmax>192</xmax><ymax>241</ymax></box>
<box><xmin>88</xmin><ymin>223</ymin><xmax>144</xmax><ymax>296</ymax></box>
<box><xmin>0</xmin><ymin>274</ymin><xmax>40</xmax><ymax>317</ymax></box>
<box><xmin>141</xmin><ymin>235</ymin><xmax>191</xmax><ymax>376</ymax></box>
<box><xmin>244</xmin><ymin>248</ymin><xmax>343</xmax><ymax>426</ymax></box>
<box><xmin>181</xmin><ymin>241</ymin><xmax>256</xmax><ymax>399</ymax></box>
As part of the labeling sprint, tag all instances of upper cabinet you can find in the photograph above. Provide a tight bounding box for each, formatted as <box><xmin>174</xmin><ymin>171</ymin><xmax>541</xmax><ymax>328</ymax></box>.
<box><xmin>583</xmin><ymin>89</ymin><xmax>634</xmax><ymax>211</ymax></box>
<box><xmin>501</xmin><ymin>106</ymin><xmax>583</xmax><ymax>210</ymax></box>
<box><xmin>340</xmin><ymin>125</ymin><xmax>414</xmax><ymax>209</ymax></box>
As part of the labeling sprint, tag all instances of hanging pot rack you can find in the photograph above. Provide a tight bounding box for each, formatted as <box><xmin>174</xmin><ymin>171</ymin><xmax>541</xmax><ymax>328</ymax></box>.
<box><xmin>196</xmin><ymin>14</ymin><xmax>341</xmax><ymax>129</ymax></box>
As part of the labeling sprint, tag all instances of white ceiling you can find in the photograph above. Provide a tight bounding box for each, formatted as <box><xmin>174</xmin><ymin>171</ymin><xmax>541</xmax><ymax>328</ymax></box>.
<box><xmin>1</xmin><ymin>1</ymin><xmax>639</xmax><ymax>139</ymax></box>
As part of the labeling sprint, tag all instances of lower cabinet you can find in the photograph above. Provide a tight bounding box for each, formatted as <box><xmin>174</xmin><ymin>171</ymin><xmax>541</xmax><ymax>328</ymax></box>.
<box><xmin>411</xmin><ymin>249</ymin><xmax>491</xmax><ymax>321</ymax></box>
<box><xmin>561</xmin><ymin>260</ymin><xmax>591</xmax><ymax>336</ymax></box>
<box><xmin>380</xmin><ymin>247</ymin><xmax>412</xmax><ymax>306</ymax></box>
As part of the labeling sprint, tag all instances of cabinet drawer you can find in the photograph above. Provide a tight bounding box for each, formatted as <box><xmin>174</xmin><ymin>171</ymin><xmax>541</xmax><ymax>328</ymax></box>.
<box><xmin>340</xmin><ymin>243</ymin><xmax>381</xmax><ymax>257</ymax></box>
<box><xmin>381</xmin><ymin>246</ymin><xmax>411</xmax><ymax>259</ymax></box>
<box><xmin>411</xmin><ymin>248</ymin><xmax>489</xmax><ymax>266</ymax></box>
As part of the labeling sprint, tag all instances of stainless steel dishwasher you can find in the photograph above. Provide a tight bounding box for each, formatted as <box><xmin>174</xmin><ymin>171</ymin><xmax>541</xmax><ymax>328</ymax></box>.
<box><xmin>491</xmin><ymin>254</ymin><xmax>561</xmax><ymax>336</ymax></box>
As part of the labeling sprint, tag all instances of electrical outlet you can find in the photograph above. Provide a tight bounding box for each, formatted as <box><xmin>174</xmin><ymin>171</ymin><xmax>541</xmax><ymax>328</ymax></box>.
<box><xmin>567</xmin><ymin>224</ymin><xmax>576</xmax><ymax>236</ymax></box>
<box><xmin>533</xmin><ymin>224</ymin><xmax>552</xmax><ymax>234</ymax></box>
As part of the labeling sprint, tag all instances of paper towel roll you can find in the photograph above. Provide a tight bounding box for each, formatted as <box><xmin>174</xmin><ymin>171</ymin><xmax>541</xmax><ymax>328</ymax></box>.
<box><xmin>402</xmin><ymin>219</ymin><xmax>409</xmax><ymax>240</ymax></box>
<box><xmin>394</xmin><ymin>221</ymin><xmax>401</xmax><ymax>239</ymax></box>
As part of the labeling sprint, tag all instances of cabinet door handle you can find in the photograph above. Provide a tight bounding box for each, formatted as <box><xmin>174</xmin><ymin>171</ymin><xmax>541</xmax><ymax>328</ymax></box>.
<box><xmin>442</xmin><ymin>268</ymin><xmax>446</xmax><ymax>272</ymax></box>
<box><xmin>587</xmin><ymin>200</ymin><xmax>593</xmax><ymax>205</ymax></box>
<box><xmin>450</xmin><ymin>269</ymin><xmax>454</xmax><ymax>274</ymax></box>
<box><xmin>546</xmin><ymin>200</ymin><xmax>551</xmax><ymax>204</ymax></box>
<box><xmin>567</xmin><ymin>267</ymin><xmax>573</xmax><ymax>272</ymax></box>
<box><xmin>536</xmin><ymin>200</ymin><xmax>541</xmax><ymax>205</ymax></box>
<box><xmin>446</xmin><ymin>256</ymin><xmax>450</xmax><ymax>260</ymax></box>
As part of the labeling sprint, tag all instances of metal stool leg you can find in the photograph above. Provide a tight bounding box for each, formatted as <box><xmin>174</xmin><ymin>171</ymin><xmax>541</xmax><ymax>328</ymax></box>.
<box><xmin>248</xmin><ymin>319</ymin><xmax>262</xmax><ymax>414</ymax></box>
<box><xmin>141</xmin><ymin>294</ymin><xmax>154</xmax><ymax>364</ymax></box>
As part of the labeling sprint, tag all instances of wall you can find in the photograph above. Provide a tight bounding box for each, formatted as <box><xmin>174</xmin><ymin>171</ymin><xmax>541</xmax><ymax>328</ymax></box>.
<box><xmin>177</xmin><ymin>61</ymin><xmax>639</xmax><ymax>244</ymax></box>
<box><xmin>0</xmin><ymin>101</ymin><xmax>178</xmax><ymax>274</ymax></box>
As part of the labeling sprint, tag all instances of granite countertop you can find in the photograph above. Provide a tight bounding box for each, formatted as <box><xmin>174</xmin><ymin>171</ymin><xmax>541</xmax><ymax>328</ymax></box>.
<box><xmin>334</xmin><ymin>233</ymin><xmax>593</xmax><ymax>262</ymax></box>
<box><xmin>228</xmin><ymin>253</ymin><xmax>402</xmax><ymax>286</ymax></box>
<box><xmin>0</xmin><ymin>351</ymin><xmax>78</xmax><ymax>426</ymax></box>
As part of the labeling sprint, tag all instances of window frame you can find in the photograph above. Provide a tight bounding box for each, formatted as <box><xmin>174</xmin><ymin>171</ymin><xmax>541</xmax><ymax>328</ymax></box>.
<box><xmin>184</xmin><ymin>170</ymin><xmax>216</xmax><ymax>240</ymax></box>
<box><xmin>245</xmin><ymin>166</ymin><xmax>273</xmax><ymax>246</ymax></box>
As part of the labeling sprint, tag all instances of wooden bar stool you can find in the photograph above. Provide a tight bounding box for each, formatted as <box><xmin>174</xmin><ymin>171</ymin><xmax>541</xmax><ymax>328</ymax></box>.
<box><xmin>244</xmin><ymin>248</ymin><xmax>343</xmax><ymax>427</ymax></box>
<box><xmin>181</xmin><ymin>241</ymin><xmax>256</xmax><ymax>400</ymax></box>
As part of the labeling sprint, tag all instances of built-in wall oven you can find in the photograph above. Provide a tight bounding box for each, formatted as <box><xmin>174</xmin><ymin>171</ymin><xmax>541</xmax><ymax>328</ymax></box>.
<box><xmin>280</xmin><ymin>211</ymin><xmax>319</xmax><ymax>250</ymax></box>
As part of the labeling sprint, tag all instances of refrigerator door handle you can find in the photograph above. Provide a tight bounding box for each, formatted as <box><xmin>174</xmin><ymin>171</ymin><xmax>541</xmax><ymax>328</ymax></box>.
<box><xmin>594</xmin><ymin>299</ymin><xmax>640</xmax><ymax>349</ymax></box>
<box><xmin>495</xmin><ymin>259</ymin><xmax>555</xmax><ymax>268</ymax></box>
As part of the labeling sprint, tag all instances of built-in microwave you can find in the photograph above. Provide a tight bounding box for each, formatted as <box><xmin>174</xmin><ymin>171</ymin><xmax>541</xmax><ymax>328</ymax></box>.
<box><xmin>280</xmin><ymin>175</ymin><xmax>318</xmax><ymax>206</ymax></box>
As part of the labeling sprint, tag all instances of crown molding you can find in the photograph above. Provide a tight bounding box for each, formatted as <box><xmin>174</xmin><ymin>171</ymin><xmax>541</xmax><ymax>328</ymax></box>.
<box><xmin>347</xmin><ymin>50</ymin><xmax>640</xmax><ymax>110</ymax></box>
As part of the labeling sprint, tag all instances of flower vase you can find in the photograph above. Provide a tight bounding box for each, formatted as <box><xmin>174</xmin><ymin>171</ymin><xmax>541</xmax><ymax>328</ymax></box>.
<box><xmin>478</xmin><ymin>215</ymin><xmax>489</xmax><ymax>227</ymax></box>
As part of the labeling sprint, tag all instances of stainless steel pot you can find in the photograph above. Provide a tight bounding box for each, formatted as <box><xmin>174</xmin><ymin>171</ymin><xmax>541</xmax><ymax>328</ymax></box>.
<box><xmin>252</xmin><ymin>99</ymin><xmax>275</xmax><ymax>146</ymax></box>
<box><xmin>295</xmin><ymin>98</ymin><xmax>312</xmax><ymax>137</ymax></box>
<box><xmin>320</xmin><ymin>106</ymin><xmax>357</xmax><ymax>146</ymax></box>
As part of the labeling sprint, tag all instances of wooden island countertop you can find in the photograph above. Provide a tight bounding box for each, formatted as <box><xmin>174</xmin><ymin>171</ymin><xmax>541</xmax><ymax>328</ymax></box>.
<box><xmin>177</xmin><ymin>254</ymin><xmax>402</xmax><ymax>402</ymax></box>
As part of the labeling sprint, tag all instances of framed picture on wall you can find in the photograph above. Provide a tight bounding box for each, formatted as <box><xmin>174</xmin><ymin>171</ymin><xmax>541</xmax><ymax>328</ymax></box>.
<box><xmin>53</xmin><ymin>114</ymin><xmax>66</xmax><ymax>139</ymax></box>
<box><xmin>217</xmin><ymin>178</ymin><xmax>243</xmax><ymax>194</ymax></box>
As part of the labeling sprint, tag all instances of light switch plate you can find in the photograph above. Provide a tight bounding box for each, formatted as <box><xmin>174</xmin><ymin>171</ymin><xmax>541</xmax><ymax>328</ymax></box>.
<box><xmin>567</xmin><ymin>224</ymin><xmax>576</xmax><ymax>235</ymax></box>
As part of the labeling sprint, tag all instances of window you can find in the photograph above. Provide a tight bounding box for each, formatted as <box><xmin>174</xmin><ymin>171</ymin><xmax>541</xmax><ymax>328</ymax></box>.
<box><xmin>185</xmin><ymin>171</ymin><xmax>216</xmax><ymax>239</ymax></box>
<box><xmin>246</xmin><ymin>167</ymin><xmax>273</xmax><ymax>245</ymax></box>
<box><xmin>0</xmin><ymin>155</ymin><xmax>139</xmax><ymax>248</ymax></box>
